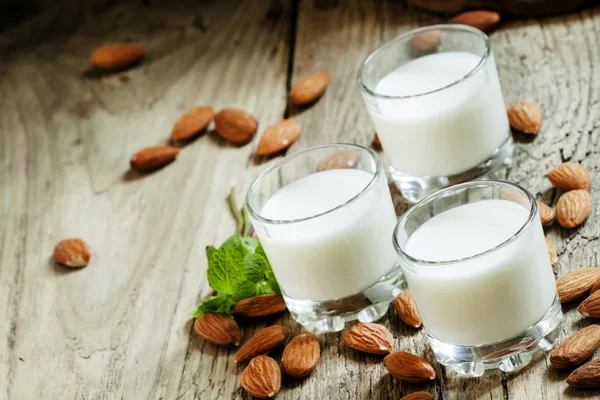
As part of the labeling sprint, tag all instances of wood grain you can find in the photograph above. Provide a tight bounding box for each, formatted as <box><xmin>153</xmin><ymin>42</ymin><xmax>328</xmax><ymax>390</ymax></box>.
<box><xmin>2</xmin><ymin>0</ymin><xmax>600</xmax><ymax>399</ymax></box>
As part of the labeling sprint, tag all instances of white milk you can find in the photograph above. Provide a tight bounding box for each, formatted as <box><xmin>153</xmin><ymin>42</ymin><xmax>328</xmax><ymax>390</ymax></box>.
<box><xmin>403</xmin><ymin>200</ymin><xmax>556</xmax><ymax>346</ymax></box>
<box><xmin>368</xmin><ymin>51</ymin><xmax>510</xmax><ymax>177</ymax></box>
<box><xmin>258</xmin><ymin>169</ymin><xmax>398</xmax><ymax>301</ymax></box>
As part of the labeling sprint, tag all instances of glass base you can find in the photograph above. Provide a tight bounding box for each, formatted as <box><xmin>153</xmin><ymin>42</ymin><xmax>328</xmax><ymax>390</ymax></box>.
<box><xmin>428</xmin><ymin>295</ymin><xmax>563</xmax><ymax>377</ymax></box>
<box><xmin>391</xmin><ymin>135</ymin><xmax>514</xmax><ymax>203</ymax></box>
<box><xmin>284</xmin><ymin>265</ymin><xmax>406</xmax><ymax>332</ymax></box>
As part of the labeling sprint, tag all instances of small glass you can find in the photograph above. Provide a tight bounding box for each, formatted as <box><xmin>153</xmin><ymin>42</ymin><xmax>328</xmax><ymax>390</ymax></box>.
<box><xmin>359</xmin><ymin>25</ymin><xmax>514</xmax><ymax>203</ymax></box>
<box><xmin>246</xmin><ymin>144</ymin><xmax>404</xmax><ymax>332</ymax></box>
<box><xmin>393</xmin><ymin>181</ymin><xmax>562</xmax><ymax>376</ymax></box>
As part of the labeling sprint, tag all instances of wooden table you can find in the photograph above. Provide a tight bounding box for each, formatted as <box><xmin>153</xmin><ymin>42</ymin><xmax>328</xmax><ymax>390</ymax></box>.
<box><xmin>2</xmin><ymin>1</ymin><xmax>599</xmax><ymax>398</ymax></box>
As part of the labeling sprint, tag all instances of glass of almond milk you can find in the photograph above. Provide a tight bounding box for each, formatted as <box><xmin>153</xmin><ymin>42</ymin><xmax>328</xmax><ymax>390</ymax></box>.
<box><xmin>394</xmin><ymin>181</ymin><xmax>562</xmax><ymax>376</ymax></box>
<box><xmin>246</xmin><ymin>144</ymin><xmax>404</xmax><ymax>332</ymax></box>
<box><xmin>359</xmin><ymin>25</ymin><xmax>514</xmax><ymax>203</ymax></box>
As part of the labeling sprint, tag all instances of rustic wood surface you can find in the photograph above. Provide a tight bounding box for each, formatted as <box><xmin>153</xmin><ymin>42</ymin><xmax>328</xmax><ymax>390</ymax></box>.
<box><xmin>2</xmin><ymin>0</ymin><xmax>600</xmax><ymax>399</ymax></box>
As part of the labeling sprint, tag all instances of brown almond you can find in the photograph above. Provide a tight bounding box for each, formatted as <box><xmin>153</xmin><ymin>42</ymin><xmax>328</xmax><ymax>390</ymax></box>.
<box><xmin>579</xmin><ymin>290</ymin><xmax>600</xmax><ymax>318</ymax></box>
<box><xmin>257</xmin><ymin>119</ymin><xmax>301</xmax><ymax>156</ymax></box>
<box><xmin>241</xmin><ymin>355</ymin><xmax>281</xmax><ymax>399</ymax></box>
<box><xmin>556</xmin><ymin>267</ymin><xmax>600</xmax><ymax>303</ymax></box>
<box><xmin>344</xmin><ymin>323</ymin><xmax>394</xmax><ymax>355</ymax></box>
<box><xmin>545</xmin><ymin>237</ymin><xmax>558</xmax><ymax>265</ymax></box>
<box><xmin>567</xmin><ymin>358</ymin><xmax>600</xmax><ymax>388</ymax></box>
<box><xmin>373</xmin><ymin>133</ymin><xmax>381</xmax><ymax>146</ymax></box>
<box><xmin>507</xmin><ymin>102</ymin><xmax>542</xmax><ymax>134</ymax></box>
<box><xmin>449</xmin><ymin>10</ymin><xmax>501</xmax><ymax>33</ymax></box>
<box><xmin>548</xmin><ymin>162</ymin><xmax>592</xmax><ymax>191</ymax></box>
<box><xmin>393</xmin><ymin>290</ymin><xmax>422</xmax><ymax>328</ymax></box>
<box><xmin>537</xmin><ymin>201</ymin><xmax>555</xmax><ymax>226</ymax></box>
<box><xmin>384</xmin><ymin>351</ymin><xmax>436</xmax><ymax>383</ymax></box>
<box><xmin>550</xmin><ymin>325</ymin><xmax>600</xmax><ymax>369</ymax></box>
<box><xmin>194</xmin><ymin>313</ymin><xmax>241</xmax><ymax>347</ymax></box>
<box><xmin>130</xmin><ymin>145</ymin><xmax>180</xmax><ymax>172</ymax></box>
<box><xmin>231</xmin><ymin>294</ymin><xmax>287</xmax><ymax>318</ymax></box>
<box><xmin>235</xmin><ymin>325</ymin><xmax>289</xmax><ymax>363</ymax></box>
<box><xmin>90</xmin><ymin>44</ymin><xmax>146</xmax><ymax>71</ymax></box>
<box><xmin>317</xmin><ymin>150</ymin><xmax>361</xmax><ymax>172</ymax></box>
<box><xmin>214</xmin><ymin>109</ymin><xmax>258</xmax><ymax>144</ymax></box>
<box><xmin>282</xmin><ymin>333</ymin><xmax>321</xmax><ymax>378</ymax></box>
<box><xmin>290</xmin><ymin>72</ymin><xmax>331</xmax><ymax>105</ymax></box>
<box><xmin>53</xmin><ymin>238</ymin><xmax>91</xmax><ymax>268</ymax></box>
<box><xmin>591</xmin><ymin>276</ymin><xmax>600</xmax><ymax>294</ymax></box>
<box><xmin>401</xmin><ymin>392</ymin><xmax>435</xmax><ymax>400</ymax></box>
<box><xmin>171</xmin><ymin>106</ymin><xmax>214</xmax><ymax>141</ymax></box>
<box><xmin>556</xmin><ymin>190</ymin><xmax>593</xmax><ymax>228</ymax></box>
<box><xmin>411</xmin><ymin>30</ymin><xmax>442</xmax><ymax>51</ymax></box>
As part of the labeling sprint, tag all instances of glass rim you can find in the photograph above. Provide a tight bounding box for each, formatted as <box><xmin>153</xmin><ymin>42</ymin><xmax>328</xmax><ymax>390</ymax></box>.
<box><xmin>245</xmin><ymin>143</ymin><xmax>383</xmax><ymax>225</ymax></box>
<box><xmin>393</xmin><ymin>180</ymin><xmax>537</xmax><ymax>267</ymax></box>
<box><xmin>357</xmin><ymin>24</ymin><xmax>491</xmax><ymax>100</ymax></box>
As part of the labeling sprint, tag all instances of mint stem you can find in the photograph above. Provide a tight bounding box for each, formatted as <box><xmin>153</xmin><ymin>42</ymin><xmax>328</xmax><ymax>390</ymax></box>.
<box><xmin>241</xmin><ymin>207</ymin><xmax>252</xmax><ymax>237</ymax></box>
<box><xmin>228</xmin><ymin>188</ymin><xmax>244</xmax><ymax>236</ymax></box>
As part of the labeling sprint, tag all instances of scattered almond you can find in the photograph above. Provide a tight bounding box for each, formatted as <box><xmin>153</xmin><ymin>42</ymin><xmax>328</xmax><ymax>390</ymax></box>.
<box><xmin>545</xmin><ymin>237</ymin><xmax>558</xmax><ymax>264</ymax></box>
<box><xmin>290</xmin><ymin>72</ymin><xmax>331</xmax><ymax>105</ymax></box>
<box><xmin>449</xmin><ymin>10</ymin><xmax>501</xmax><ymax>33</ymax></box>
<box><xmin>282</xmin><ymin>333</ymin><xmax>321</xmax><ymax>378</ymax></box>
<box><xmin>241</xmin><ymin>355</ymin><xmax>281</xmax><ymax>399</ymax></box>
<box><xmin>53</xmin><ymin>238</ymin><xmax>91</xmax><ymax>268</ymax></box>
<box><xmin>130</xmin><ymin>145</ymin><xmax>180</xmax><ymax>172</ymax></box>
<box><xmin>591</xmin><ymin>276</ymin><xmax>600</xmax><ymax>294</ymax></box>
<box><xmin>235</xmin><ymin>325</ymin><xmax>289</xmax><ymax>363</ymax></box>
<box><xmin>411</xmin><ymin>30</ymin><xmax>442</xmax><ymax>51</ymax></box>
<box><xmin>507</xmin><ymin>102</ymin><xmax>542</xmax><ymax>134</ymax></box>
<box><xmin>550</xmin><ymin>325</ymin><xmax>600</xmax><ymax>369</ymax></box>
<box><xmin>257</xmin><ymin>119</ymin><xmax>301</xmax><ymax>156</ymax></box>
<box><xmin>556</xmin><ymin>190</ymin><xmax>593</xmax><ymax>228</ymax></box>
<box><xmin>344</xmin><ymin>323</ymin><xmax>394</xmax><ymax>355</ymax></box>
<box><xmin>556</xmin><ymin>267</ymin><xmax>600</xmax><ymax>303</ymax></box>
<box><xmin>567</xmin><ymin>358</ymin><xmax>600</xmax><ymax>388</ymax></box>
<box><xmin>537</xmin><ymin>201</ymin><xmax>555</xmax><ymax>226</ymax></box>
<box><xmin>214</xmin><ymin>109</ymin><xmax>258</xmax><ymax>144</ymax></box>
<box><xmin>194</xmin><ymin>313</ymin><xmax>241</xmax><ymax>347</ymax></box>
<box><xmin>548</xmin><ymin>162</ymin><xmax>592</xmax><ymax>191</ymax></box>
<box><xmin>317</xmin><ymin>150</ymin><xmax>361</xmax><ymax>172</ymax></box>
<box><xmin>373</xmin><ymin>133</ymin><xmax>381</xmax><ymax>146</ymax></box>
<box><xmin>231</xmin><ymin>294</ymin><xmax>287</xmax><ymax>318</ymax></box>
<box><xmin>171</xmin><ymin>106</ymin><xmax>214</xmax><ymax>142</ymax></box>
<box><xmin>400</xmin><ymin>392</ymin><xmax>435</xmax><ymax>400</ymax></box>
<box><xmin>90</xmin><ymin>44</ymin><xmax>146</xmax><ymax>71</ymax></box>
<box><xmin>383</xmin><ymin>351</ymin><xmax>436</xmax><ymax>383</ymax></box>
<box><xmin>393</xmin><ymin>290</ymin><xmax>422</xmax><ymax>328</ymax></box>
<box><xmin>579</xmin><ymin>290</ymin><xmax>600</xmax><ymax>318</ymax></box>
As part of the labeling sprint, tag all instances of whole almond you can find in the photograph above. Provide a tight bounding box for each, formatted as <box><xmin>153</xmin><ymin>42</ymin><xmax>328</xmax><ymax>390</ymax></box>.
<box><xmin>317</xmin><ymin>150</ymin><xmax>361</xmax><ymax>172</ymax></box>
<box><xmin>282</xmin><ymin>333</ymin><xmax>321</xmax><ymax>378</ymax></box>
<box><xmin>241</xmin><ymin>355</ymin><xmax>281</xmax><ymax>399</ymax></box>
<box><xmin>171</xmin><ymin>106</ymin><xmax>214</xmax><ymax>141</ymax></box>
<box><xmin>257</xmin><ymin>119</ymin><xmax>301</xmax><ymax>156</ymax></box>
<box><xmin>90</xmin><ymin>44</ymin><xmax>146</xmax><ymax>71</ymax></box>
<box><xmin>235</xmin><ymin>325</ymin><xmax>289</xmax><ymax>363</ymax></box>
<box><xmin>401</xmin><ymin>392</ymin><xmax>435</xmax><ymax>400</ymax></box>
<box><xmin>393</xmin><ymin>290</ymin><xmax>422</xmax><ymax>328</ymax></box>
<box><xmin>344</xmin><ymin>323</ymin><xmax>394</xmax><ymax>355</ymax></box>
<box><xmin>194</xmin><ymin>313</ymin><xmax>241</xmax><ymax>346</ymax></box>
<box><xmin>411</xmin><ymin>30</ymin><xmax>442</xmax><ymax>51</ymax></box>
<box><xmin>384</xmin><ymin>351</ymin><xmax>436</xmax><ymax>383</ymax></box>
<box><xmin>290</xmin><ymin>72</ymin><xmax>331</xmax><ymax>105</ymax></box>
<box><xmin>579</xmin><ymin>290</ymin><xmax>600</xmax><ymax>318</ymax></box>
<box><xmin>591</xmin><ymin>276</ymin><xmax>600</xmax><ymax>294</ymax></box>
<box><xmin>507</xmin><ymin>102</ymin><xmax>542</xmax><ymax>134</ymax></box>
<box><xmin>130</xmin><ymin>145</ymin><xmax>180</xmax><ymax>172</ymax></box>
<box><xmin>214</xmin><ymin>109</ymin><xmax>258</xmax><ymax>144</ymax></box>
<box><xmin>548</xmin><ymin>162</ymin><xmax>592</xmax><ymax>191</ymax></box>
<box><xmin>567</xmin><ymin>358</ymin><xmax>600</xmax><ymax>388</ymax></box>
<box><xmin>53</xmin><ymin>238</ymin><xmax>91</xmax><ymax>267</ymax></box>
<box><xmin>449</xmin><ymin>10</ymin><xmax>501</xmax><ymax>33</ymax></box>
<box><xmin>537</xmin><ymin>201</ymin><xmax>555</xmax><ymax>226</ymax></box>
<box><xmin>231</xmin><ymin>294</ymin><xmax>287</xmax><ymax>318</ymax></box>
<box><xmin>556</xmin><ymin>267</ymin><xmax>600</xmax><ymax>303</ymax></box>
<box><xmin>556</xmin><ymin>190</ymin><xmax>593</xmax><ymax>228</ymax></box>
<box><xmin>545</xmin><ymin>237</ymin><xmax>558</xmax><ymax>264</ymax></box>
<box><xmin>373</xmin><ymin>133</ymin><xmax>381</xmax><ymax>146</ymax></box>
<box><xmin>550</xmin><ymin>325</ymin><xmax>600</xmax><ymax>369</ymax></box>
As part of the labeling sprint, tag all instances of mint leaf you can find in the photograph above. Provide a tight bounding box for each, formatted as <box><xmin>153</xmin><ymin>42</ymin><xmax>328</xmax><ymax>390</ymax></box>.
<box><xmin>241</xmin><ymin>236</ymin><xmax>259</xmax><ymax>253</ymax></box>
<box><xmin>207</xmin><ymin>246</ymin><xmax>246</xmax><ymax>295</ymax></box>
<box><xmin>192</xmin><ymin>295</ymin><xmax>235</xmax><ymax>317</ymax></box>
<box><xmin>255</xmin><ymin>242</ymin><xmax>267</xmax><ymax>259</ymax></box>
<box><xmin>265</xmin><ymin>268</ymin><xmax>281</xmax><ymax>294</ymax></box>
<box><xmin>206</xmin><ymin>245</ymin><xmax>217</xmax><ymax>260</ymax></box>
<box><xmin>243</xmin><ymin>253</ymin><xmax>269</xmax><ymax>283</ymax></box>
